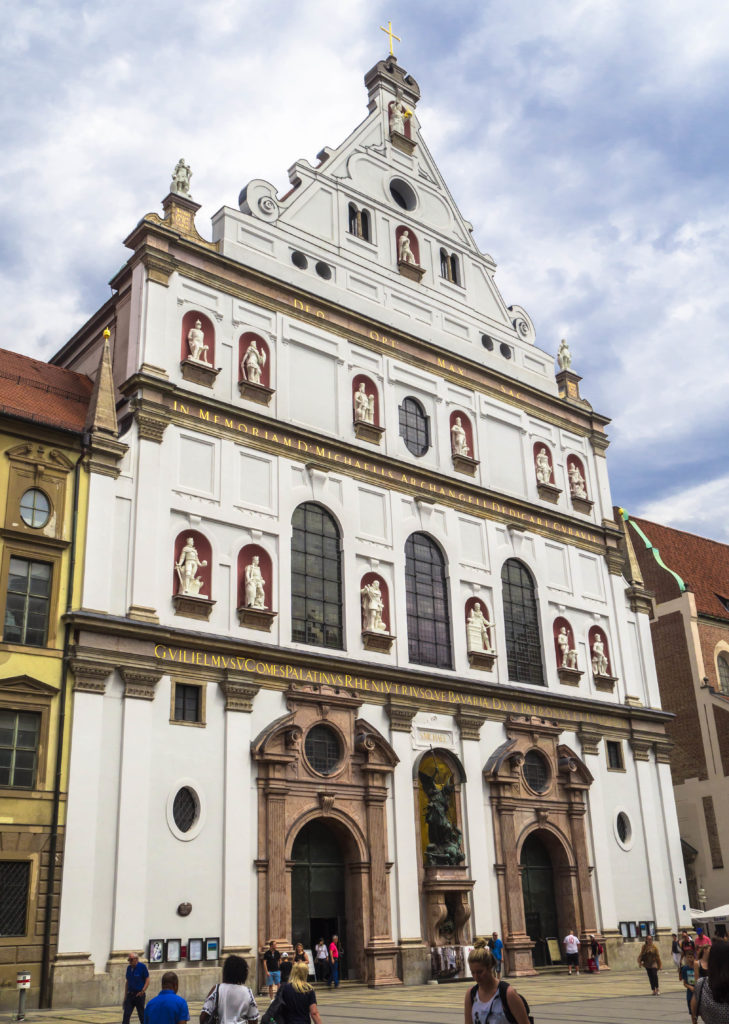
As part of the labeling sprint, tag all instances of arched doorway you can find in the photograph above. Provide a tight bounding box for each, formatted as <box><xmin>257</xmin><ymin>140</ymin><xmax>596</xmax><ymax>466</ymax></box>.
<box><xmin>291</xmin><ymin>820</ymin><xmax>347</xmax><ymax>973</ymax></box>
<box><xmin>520</xmin><ymin>832</ymin><xmax>559</xmax><ymax>967</ymax></box>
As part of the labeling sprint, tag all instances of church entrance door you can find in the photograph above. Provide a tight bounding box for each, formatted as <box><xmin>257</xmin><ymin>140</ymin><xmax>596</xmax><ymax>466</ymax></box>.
<box><xmin>291</xmin><ymin>820</ymin><xmax>349</xmax><ymax>978</ymax></box>
<box><xmin>520</xmin><ymin>832</ymin><xmax>560</xmax><ymax>967</ymax></box>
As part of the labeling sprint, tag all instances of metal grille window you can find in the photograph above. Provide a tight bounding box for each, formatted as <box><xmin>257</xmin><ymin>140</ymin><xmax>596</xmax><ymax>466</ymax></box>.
<box><xmin>291</xmin><ymin>503</ymin><xmax>343</xmax><ymax>650</ymax></box>
<box><xmin>0</xmin><ymin>861</ymin><xmax>31</xmax><ymax>936</ymax></box>
<box><xmin>501</xmin><ymin>559</ymin><xmax>544</xmax><ymax>685</ymax></box>
<box><xmin>405</xmin><ymin>533</ymin><xmax>452</xmax><ymax>669</ymax></box>
<box><xmin>172</xmin><ymin>787</ymin><xmax>198</xmax><ymax>833</ymax></box>
<box><xmin>523</xmin><ymin>750</ymin><xmax>549</xmax><ymax>793</ymax></box>
<box><xmin>304</xmin><ymin>725</ymin><xmax>342</xmax><ymax>775</ymax></box>
<box><xmin>718</xmin><ymin>655</ymin><xmax>729</xmax><ymax>696</ymax></box>
<box><xmin>0</xmin><ymin>711</ymin><xmax>40</xmax><ymax>789</ymax></box>
<box><xmin>3</xmin><ymin>557</ymin><xmax>52</xmax><ymax>647</ymax></box>
<box><xmin>399</xmin><ymin>397</ymin><xmax>430</xmax><ymax>457</ymax></box>
<box><xmin>606</xmin><ymin>740</ymin><xmax>624</xmax><ymax>771</ymax></box>
<box><xmin>174</xmin><ymin>684</ymin><xmax>201</xmax><ymax>723</ymax></box>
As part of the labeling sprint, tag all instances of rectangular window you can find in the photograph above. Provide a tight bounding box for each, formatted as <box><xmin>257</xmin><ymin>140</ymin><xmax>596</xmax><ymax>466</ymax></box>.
<box><xmin>174</xmin><ymin>684</ymin><xmax>202</xmax><ymax>724</ymax></box>
<box><xmin>3</xmin><ymin>557</ymin><xmax>52</xmax><ymax>647</ymax></box>
<box><xmin>0</xmin><ymin>861</ymin><xmax>31</xmax><ymax>936</ymax></box>
<box><xmin>0</xmin><ymin>711</ymin><xmax>41</xmax><ymax>788</ymax></box>
<box><xmin>606</xmin><ymin>740</ymin><xmax>624</xmax><ymax>771</ymax></box>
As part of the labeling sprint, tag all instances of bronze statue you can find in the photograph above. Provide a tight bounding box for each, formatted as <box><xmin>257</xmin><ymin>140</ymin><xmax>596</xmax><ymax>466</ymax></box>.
<box><xmin>419</xmin><ymin>758</ymin><xmax>465</xmax><ymax>866</ymax></box>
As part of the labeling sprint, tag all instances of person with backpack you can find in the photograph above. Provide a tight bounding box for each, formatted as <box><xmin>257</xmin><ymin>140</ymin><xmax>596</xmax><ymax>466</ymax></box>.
<box><xmin>465</xmin><ymin>937</ymin><xmax>531</xmax><ymax>1024</ymax></box>
<box><xmin>690</xmin><ymin>940</ymin><xmax>729</xmax><ymax>1023</ymax></box>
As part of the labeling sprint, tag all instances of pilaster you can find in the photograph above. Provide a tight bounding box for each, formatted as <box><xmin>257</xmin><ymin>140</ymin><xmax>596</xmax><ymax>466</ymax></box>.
<box><xmin>387</xmin><ymin>711</ymin><xmax>422</xmax><ymax>942</ymax></box>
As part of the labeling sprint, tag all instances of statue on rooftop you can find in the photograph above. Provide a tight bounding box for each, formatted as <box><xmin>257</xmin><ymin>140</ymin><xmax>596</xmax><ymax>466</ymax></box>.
<box><xmin>390</xmin><ymin>91</ymin><xmax>412</xmax><ymax>136</ymax></box>
<box><xmin>557</xmin><ymin>338</ymin><xmax>572</xmax><ymax>371</ymax></box>
<box><xmin>171</xmin><ymin>158</ymin><xmax>192</xmax><ymax>197</ymax></box>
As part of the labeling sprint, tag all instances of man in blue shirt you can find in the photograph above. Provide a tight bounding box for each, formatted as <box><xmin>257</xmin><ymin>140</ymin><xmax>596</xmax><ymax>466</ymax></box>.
<box><xmin>144</xmin><ymin>972</ymin><xmax>190</xmax><ymax>1024</ymax></box>
<box><xmin>123</xmin><ymin>952</ymin><xmax>150</xmax><ymax>1024</ymax></box>
<box><xmin>490</xmin><ymin>932</ymin><xmax>504</xmax><ymax>978</ymax></box>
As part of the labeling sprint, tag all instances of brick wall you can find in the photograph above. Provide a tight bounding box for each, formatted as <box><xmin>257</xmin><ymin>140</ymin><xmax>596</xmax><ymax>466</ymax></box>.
<box><xmin>698</xmin><ymin>619</ymin><xmax>729</xmax><ymax>689</ymax></box>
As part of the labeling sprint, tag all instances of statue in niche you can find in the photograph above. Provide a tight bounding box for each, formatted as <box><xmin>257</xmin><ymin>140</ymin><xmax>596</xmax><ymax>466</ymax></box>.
<box><xmin>360</xmin><ymin>579</ymin><xmax>387</xmax><ymax>633</ymax></box>
<box><xmin>557</xmin><ymin>338</ymin><xmax>572</xmax><ymax>370</ymax></box>
<box><xmin>398</xmin><ymin>230</ymin><xmax>417</xmax><ymax>265</ymax></box>
<box><xmin>591</xmin><ymin>633</ymin><xmax>609</xmax><ymax>676</ymax></box>
<box><xmin>557</xmin><ymin>626</ymin><xmax>579</xmax><ymax>670</ymax></box>
<box><xmin>466</xmin><ymin>602</ymin><xmax>494</xmax><ymax>653</ymax></box>
<box><xmin>568</xmin><ymin>462</ymin><xmax>588</xmax><ymax>499</ymax></box>
<box><xmin>354</xmin><ymin>382</ymin><xmax>375</xmax><ymax>424</ymax></box>
<box><xmin>171</xmin><ymin>158</ymin><xmax>192</xmax><ymax>197</ymax></box>
<box><xmin>244</xmin><ymin>555</ymin><xmax>266</xmax><ymax>608</ymax></box>
<box><xmin>419</xmin><ymin>760</ymin><xmax>465</xmax><ymax>866</ymax></box>
<box><xmin>390</xmin><ymin>92</ymin><xmax>412</xmax><ymax>136</ymax></box>
<box><xmin>242</xmin><ymin>338</ymin><xmax>266</xmax><ymax>384</ymax></box>
<box><xmin>450</xmin><ymin>416</ymin><xmax>470</xmax><ymax>456</ymax></box>
<box><xmin>186</xmin><ymin>319</ymin><xmax>210</xmax><ymax>364</ymax></box>
<box><xmin>535</xmin><ymin>446</ymin><xmax>553</xmax><ymax>485</ymax></box>
<box><xmin>175</xmin><ymin>537</ymin><xmax>208</xmax><ymax>597</ymax></box>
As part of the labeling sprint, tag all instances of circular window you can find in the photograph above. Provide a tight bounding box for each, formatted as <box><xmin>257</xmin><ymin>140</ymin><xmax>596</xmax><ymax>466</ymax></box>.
<box><xmin>523</xmin><ymin>750</ymin><xmax>550</xmax><ymax>793</ymax></box>
<box><xmin>172</xmin><ymin>787</ymin><xmax>198</xmax><ymax>833</ymax></box>
<box><xmin>499</xmin><ymin>343</ymin><xmax>513</xmax><ymax>360</ymax></box>
<box><xmin>20</xmin><ymin>489</ymin><xmax>50</xmax><ymax>528</ymax></box>
<box><xmin>305</xmin><ymin>724</ymin><xmax>342</xmax><ymax>776</ymax></box>
<box><xmin>616</xmin><ymin>811</ymin><xmax>632</xmax><ymax>848</ymax></box>
<box><xmin>291</xmin><ymin>251</ymin><xmax>308</xmax><ymax>270</ymax></box>
<box><xmin>481</xmin><ymin>334</ymin><xmax>494</xmax><ymax>351</ymax></box>
<box><xmin>315</xmin><ymin>261</ymin><xmax>332</xmax><ymax>280</ymax></box>
<box><xmin>389</xmin><ymin>178</ymin><xmax>417</xmax><ymax>211</ymax></box>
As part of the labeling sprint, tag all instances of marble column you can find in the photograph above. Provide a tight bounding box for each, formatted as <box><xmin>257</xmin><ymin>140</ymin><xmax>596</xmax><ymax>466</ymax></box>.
<box><xmin>365</xmin><ymin>789</ymin><xmax>391</xmax><ymax>939</ymax></box>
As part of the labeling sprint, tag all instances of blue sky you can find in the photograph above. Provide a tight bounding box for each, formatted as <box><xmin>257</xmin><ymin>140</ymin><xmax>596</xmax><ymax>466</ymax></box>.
<box><xmin>2</xmin><ymin>0</ymin><xmax>728</xmax><ymax>541</ymax></box>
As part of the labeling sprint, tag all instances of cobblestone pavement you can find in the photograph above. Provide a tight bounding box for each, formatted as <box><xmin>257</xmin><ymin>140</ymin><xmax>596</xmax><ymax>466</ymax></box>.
<box><xmin>9</xmin><ymin>968</ymin><xmax>691</xmax><ymax>1023</ymax></box>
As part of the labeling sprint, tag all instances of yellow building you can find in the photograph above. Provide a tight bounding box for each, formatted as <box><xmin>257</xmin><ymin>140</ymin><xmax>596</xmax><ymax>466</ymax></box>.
<box><xmin>0</xmin><ymin>338</ymin><xmax>124</xmax><ymax>1008</ymax></box>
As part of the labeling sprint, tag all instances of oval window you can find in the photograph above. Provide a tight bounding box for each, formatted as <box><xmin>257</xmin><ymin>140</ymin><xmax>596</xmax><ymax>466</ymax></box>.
<box><xmin>616</xmin><ymin>811</ymin><xmax>631</xmax><ymax>845</ymax></box>
<box><xmin>523</xmin><ymin>750</ymin><xmax>550</xmax><ymax>793</ymax></box>
<box><xmin>20</xmin><ymin>489</ymin><xmax>50</xmax><ymax>528</ymax></box>
<box><xmin>172</xmin><ymin>786</ymin><xmax>199</xmax><ymax>833</ymax></box>
<box><xmin>304</xmin><ymin>724</ymin><xmax>342</xmax><ymax>775</ymax></box>
<box><xmin>389</xmin><ymin>178</ymin><xmax>417</xmax><ymax>211</ymax></box>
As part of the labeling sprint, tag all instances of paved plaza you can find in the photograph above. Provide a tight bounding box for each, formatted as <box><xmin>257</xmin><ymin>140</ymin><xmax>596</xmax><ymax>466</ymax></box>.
<box><xmin>12</xmin><ymin>968</ymin><xmax>693</xmax><ymax>1023</ymax></box>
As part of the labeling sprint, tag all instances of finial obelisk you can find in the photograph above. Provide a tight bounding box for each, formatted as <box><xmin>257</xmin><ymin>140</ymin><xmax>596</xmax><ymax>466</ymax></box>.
<box><xmin>380</xmin><ymin>20</ymin><xmax>401</xmax><ymax>56</ymax></box>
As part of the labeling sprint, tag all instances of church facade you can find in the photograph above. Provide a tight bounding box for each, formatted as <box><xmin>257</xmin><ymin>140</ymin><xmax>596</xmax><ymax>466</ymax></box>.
<box><xmin>50</xmin><ymin>55</ymin><xmax>687</xmax><ymax>1003</ymax></box>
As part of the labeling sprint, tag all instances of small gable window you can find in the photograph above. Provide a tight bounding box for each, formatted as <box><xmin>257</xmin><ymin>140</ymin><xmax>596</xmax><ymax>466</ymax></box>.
<box><xmin>348</xmin><ymin>203</ymin><xmax>371</xmax><ymax>243</ymax></box>
<box><xmin>439</xmin><ymin>248</ymin><xmax>461</xmax><ymax>286</ymax></box>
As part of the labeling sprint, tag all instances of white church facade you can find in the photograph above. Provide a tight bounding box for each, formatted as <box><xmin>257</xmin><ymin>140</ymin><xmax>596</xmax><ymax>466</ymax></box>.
<box><xmin>50</xmin><ymin>54</ymin><xmax>688</xmax><ymax>1003</ymax></box>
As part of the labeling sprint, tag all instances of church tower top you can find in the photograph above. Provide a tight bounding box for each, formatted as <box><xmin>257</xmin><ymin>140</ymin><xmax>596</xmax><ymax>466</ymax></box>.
<box><xmin>364</xmin><ymin>54</ymin><xmax>420</xmax><ymax>113</ymax></box>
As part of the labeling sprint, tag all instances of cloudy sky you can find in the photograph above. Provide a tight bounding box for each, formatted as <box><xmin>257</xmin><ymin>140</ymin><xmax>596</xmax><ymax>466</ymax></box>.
<box><xmin>3</xmin><ymin>0</ymin><xmax>728</xmax><ymax>541</ymax></box>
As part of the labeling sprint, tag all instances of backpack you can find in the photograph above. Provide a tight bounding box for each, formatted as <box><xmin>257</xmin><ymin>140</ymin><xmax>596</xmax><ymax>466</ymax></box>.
<box><xmin>260</xmin><ymin>986</ymin><xmax>288</xmax><ymax>1024</ymax></box>
<box><xmin>470</xmin><ymin>980</ymin><xmax>534</xmax><ymax>1024</ymax></box>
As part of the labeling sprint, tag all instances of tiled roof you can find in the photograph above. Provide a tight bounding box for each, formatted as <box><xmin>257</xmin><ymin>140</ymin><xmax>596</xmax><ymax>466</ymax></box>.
<box><xmin>630</xmin><ymin>515</ymin><xmax>729</xmax><ymax>622</ymax></box>
<box><xmin>0</xmin><ymin>349</ymin><xmax>93</xmax><ymax>433</ymax></box>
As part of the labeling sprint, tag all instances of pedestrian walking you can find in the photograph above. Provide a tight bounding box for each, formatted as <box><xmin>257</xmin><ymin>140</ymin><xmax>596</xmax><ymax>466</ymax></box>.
<box><xmin>589</xmin><ymin>935</ymin><xmax>602</xmax><ymax>973</ymax></box>
<box><xmin>638</xmin><ymin>933</ymin><xmax>663</xmax><ymax>995</ymax></box>
<box><xmin>490</xmin><ymin>932</ymin><xmax>504</xmax><ymax>978</ymax></box>
<box><xmin>682</xmin><ymin>949</ymin><xmax>697</xmax><ymax>1016</ymax></box>
<box><xmin>327</xmin><ymin>935</ymin><xmax>340</xmax><ymax>988</ymax></box>
<box><xmin>563</xmin><ymin>929</ymin><xmax>581</xmax><ymax>975</ymax></box>
<box><xmin>260</xmin><ymin>940</ymin><xmax>281</xmax><ymax>1000</ymax></box>
<box><xmin>691</xmin><ymin>941</ymin><xmax>729</xmax><ymax>1023</ymax></box>
<box><xmin>280</xmin><ymin>952</ymin><xmax>292</xmax><ymax>984</ymax></box>
<box><xmin>673</xmin><ymin>934</ymin><xmax>683</xmax><ymax>974</ymax></box>
<box><xmin>200</xmin><ymin>954</ymin><xmax>258</xmax><ymax>1024</ymax></box>
<box><xmin>279</xmin><ymin>961</ymin><xmax>324</xmax><ymax>1024</ymax></box>
<box><xmin>314</xmin><ymin>938</ymin><xmax>328</xmax><ymax>982</ymax></box>
<box><xmin>123</xmin><ymin>951</ymin><xmax>150</xmax><ymax>1024</ymax></box>
<box><xmin>465</xmin><ymin>937</ymin><xmax>530</xmax><ymax>1024</ymax></box>
<box><xmin>143</xmin><ymin>971</ymin><xmax>189</xmax><ymax>1024</ymax></box>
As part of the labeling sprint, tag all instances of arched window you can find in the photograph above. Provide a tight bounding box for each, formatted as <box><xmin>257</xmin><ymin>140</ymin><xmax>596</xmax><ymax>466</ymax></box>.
<box><xmin>291</xmin><ymin>503</ymin><xmax>343</xmax><ymax>649</ymax></box>
<box><xmin>717</xmin><ymin>654</ymin><xmax>729</xmax><ymax>695</ymax></box>
<box><xmin>348</xmin><ymin>203</ymin><xmax>371</xmax><ymax>242</ymax></box>
<box><xmin>360</xmin><ymin>208</ymin><xmax>371</xmax><ymax>242</ymax></box>
<box><xmin>348</xmin><ymin>203</ymin><xmax>358</xmax><ymax>235</ymax></box>
<box><xmin>501</xmin><ymin>559</ymin><xmax>544</xmax><ymax>685</ymax></box>
<box><xmin>399</xmin><ymin>397</ymin><xmax>430</xmax><ymax>457</ymax></box>
<box><xmin>440</xmin><ymin>248</ymin><xmax>449</xmax><ymax>279</ymax></box>
<box><xmin>405</xmin><ymin>533</ymin><xmax>452</xmax><ymax>669</ymax></box>
<box><xmin>450</xmin><ymin>253</ymin><xmax>460</xmax><ymax>286</ymax></box>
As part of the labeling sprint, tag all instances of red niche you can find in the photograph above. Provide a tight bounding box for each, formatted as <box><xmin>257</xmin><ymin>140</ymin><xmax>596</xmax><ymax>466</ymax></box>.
<box><xmin>566</xmin><ymin>455</ymin><xmax>589</xmax><ymax>499</ymax></box>
<box><xmin>173</xmin><ymin>530</ymin><xmax>213</xmax><ymax>598</ymax></box>
<box><xmin>388</xmin><ymin>100</ymin><xmax>412</xmax><ymax>139</ymax></box>
<box><xmin>360</xmin><ymin>572</ymin><xmax>391</xmax><ymax>633</ymax></box>
<box><xmin>238</xmin><ymin>332</ymin><xmax>270</xmax><ymax>388</ymax></box>
<box><xmin>465</xmin><ymin>596</ymin><xmax>492</xmax><ymax>626</ymax></box>
<box><xmin>588</xmin><ymin>625</ymin><xmax>612</xmax><ymax>677</ymax></box>
<box><xmin>533</xmin><ymin>442</ymin><xmax>555</xmax><ymax>485</ymax></box>
<box><xmin>352</xmin><ymin>374</ymin><xmax>380</xmax><ymax>426</ymax></box>
<box><xmin>237</xmin><ymin>544</ymin><xmax>273</xmax><ymax>610</ymax></box>
<box><xmin>395</xmin><ymin>225</ymin><xmax>420</xmax><ymax>266</ymax></box>
<box><xmin>449</xmin><ymin>411</ymin><xmax>474</xmax><ymax>457</ymax></box>
<box><xmin>553</xmin><ymin>616</ymin><xmax>576</xmax><ymax>667</ymax></box>
<box><xmin>180</xmin><ymin>311</ymin><xmax>215</xmax><ymax>365</ymax></box>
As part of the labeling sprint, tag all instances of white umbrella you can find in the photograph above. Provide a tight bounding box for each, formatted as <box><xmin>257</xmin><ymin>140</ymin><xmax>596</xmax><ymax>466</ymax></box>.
<box><xmin>692</xmin><ymin>905</ymin><xmax>729</xmax><ymax>923</ymax></box>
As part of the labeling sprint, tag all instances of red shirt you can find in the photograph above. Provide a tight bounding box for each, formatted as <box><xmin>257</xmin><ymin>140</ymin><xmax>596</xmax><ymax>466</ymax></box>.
<box><xmin>329</xmin><ymin>943</ymin><xmax>339</xmax><ymax>960</ymax></box>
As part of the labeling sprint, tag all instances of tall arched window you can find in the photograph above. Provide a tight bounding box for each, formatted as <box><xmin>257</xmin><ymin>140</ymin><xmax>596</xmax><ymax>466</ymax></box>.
<box><xmin>348</xmin><ymin>203</ymin><xmax>358</xmax><ymax>235</ymax></box>
<box><xmin>718</xmin><ymin>654</ymin><xmax>729</xmax><ymax>695</ymax></box>
<box><xmin>291</xmin><ymin>503</ymin><xmax>343</xmax><ymax>649</ymax></box>
<box><xmin>501</xmin><ymin>559</ymin><xmax>544</xmax><ymax>685</ymax></box>
<box><xmin>399</xmin><ymin>397</ymin><xmax>430</xmax><ymax>457</ymax></box>
<box><xmin>405</xmin><ymin>533</ymin><xmax>452</xmax><ymax>668</ymax></box>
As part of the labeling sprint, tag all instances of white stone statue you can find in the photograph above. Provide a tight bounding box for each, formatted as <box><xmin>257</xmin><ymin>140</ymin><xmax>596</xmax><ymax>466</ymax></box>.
<box><xmin>568</xmin><ymin>462</ymin><xmax>587</xmax><ymax>499</ymax></box>
<box><xmin>557</xmin><ymin>338</ymin><xmax>572</xmax><ymax>371</ymax></box>
<box><xmin>466</xmin><ymin>602</ymin><xmax>494</xmax><ymax>653</ymax></box>
<box><xmin>244</xmin><ymin>555</ymin><xmax>266</xmax><ymax>608</ymax></box>
<box><xmin>361</xmin><ymin>579</ymin><xmax>388</xmax><ymax>633</ymax></box>
<box><xmin>175</xmin><ymin>537</ymin><xmax>207</xmax><ymax>596</ymax></box>
<box><xmin>390</xmin><ymin>93</ymin><xmax>411</xmax><ymax>136</ymax></box>
<box><xmin>354</xmin><ymin>382</ymin><xmax>375</xmax><ymax>423</ymax></box>
<box><xmin>187</xmin><ymin>319</ymin><xmax>210</xmax><ymax>364</ymax></box>
<box><xmin>451</xmin><ymin>416</ymin><xmax>470</xmax><ymax>456</ymax></box>
<box><xmin>535</xmin><ymin>446</ymin><xmax>552</xmax><ymax>485</ymax></box>
<box><xmin>591</xmin><ymin>633</ymin><xmax>609</xmax><ymax>676</ymax></box>
<box><xmin>171</xmin><ymin>158</ymin><xmax>192</xmax><ymax>197</ymax></box>
<box><xmin>242</xmin><ymin>338</ymin><xmax>266</xmax><ymax>384</ymax></box>
<box><xmin>557</xmin><ymin>626</ymin><xmax>578</xmax><ymax>670</ymax></box>
<box><xmin>398</xmin><ymin>230</ymin><xmax>417</xmax><ymax>266</ymax></box>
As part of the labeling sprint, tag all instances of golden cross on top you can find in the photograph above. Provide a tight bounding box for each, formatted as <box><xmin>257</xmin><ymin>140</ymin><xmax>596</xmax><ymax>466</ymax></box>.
<box><xmin>380</xmin><ymin>20</ymin><xmax>401</xmax><ymax>56</ymax></box>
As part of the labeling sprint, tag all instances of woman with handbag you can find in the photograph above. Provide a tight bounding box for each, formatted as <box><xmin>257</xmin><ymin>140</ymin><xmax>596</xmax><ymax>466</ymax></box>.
<box><xmin>691</xmin><ymin>941</ymin><xmax>729</xmax><ymax>1023</ymax></box>
<box><xmin>200</xmin><ymin>955</ymin><xmax>259</xmax><ymax>1024</ymax></box>
<box><xmin>278</xmin><ymin>962</ymin><xmax>323</xmax><ymax>1024</ymax></box>
<box><xmin>637</xmin><ymin>934</ymin><xmax>663</xmax><ymax>996</ymax></box>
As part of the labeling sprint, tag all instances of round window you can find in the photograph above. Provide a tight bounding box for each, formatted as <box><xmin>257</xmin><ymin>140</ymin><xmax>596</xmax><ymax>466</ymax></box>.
<box><xmin>523</xmin><ymin>750</ymin><xmax>550</xmax><ymax>793</ymax></box>
<box><xmin>291</xmin><ymin>251</ymin><xmax>308</xmax><ymax>270</ymax></box>
<box><xmin>389</xmin><ymin>178</ymin><xmax>417</xmax><ymax>211</ymax></box>
<box><xmin>315</xmin><ymin>261</ymin><xmax>332</xmax><ymax>280</ymax></box>
<box><xmin>304</xmin><ymin>724</ymin><xmax>342</xmax><ymax>776</ymax></box>
<box><xmin>481</xmin><ymin>334</ymin><xmax>494</xmax><ymax>351</ymax></box>
<box><xmin>20</xmin><ymin>489</ymin><xmax>50</xmax><ymax>528</ymax></box>
<box><xmin>616</xmin><ymin>812</ymin><xmax>631</xmax><ymax>845</ymax></box>
<box><xmin>172</xmin><ymin>786</ymin><xmax>199</xmax><ymax>833</ymax></box>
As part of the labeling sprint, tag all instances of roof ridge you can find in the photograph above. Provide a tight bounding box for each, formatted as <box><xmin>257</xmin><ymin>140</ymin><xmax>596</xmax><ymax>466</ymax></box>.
<box><xmin>633</xmin><ymin>515</ymin><xmax>729</xmax><ymax>551</ymax></box>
